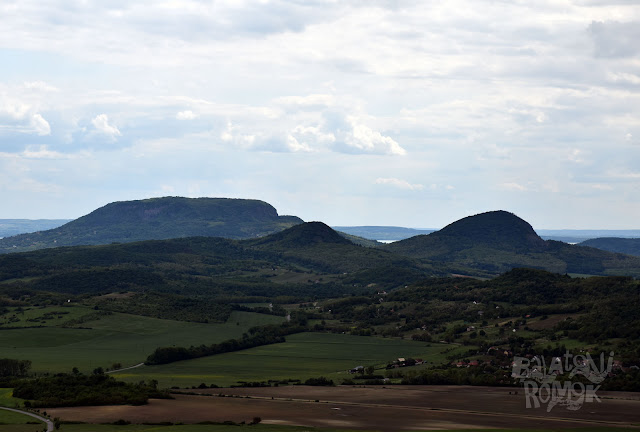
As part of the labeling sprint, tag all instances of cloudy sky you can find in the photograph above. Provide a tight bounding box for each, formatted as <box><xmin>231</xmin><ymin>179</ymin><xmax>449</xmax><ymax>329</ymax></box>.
<box><xmin>1</xmin><ymin>1</ymin><xmax>639</xmax><ymax>229</ymax></box>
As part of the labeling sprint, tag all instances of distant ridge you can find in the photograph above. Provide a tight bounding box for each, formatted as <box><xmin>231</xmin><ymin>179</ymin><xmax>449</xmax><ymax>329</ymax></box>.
<box><xmin>384</xmin><ymin>210</ymin><xmax>640</xmax><ymax>276</ymax></box>
<box><xmin>0</xmin><ymin>219</ymin><xmax>71</xmax><ymax>238</ymax></box>
<box><xmin>332</xmin><ymin>225</ymin><xmax>640</xmax><ymax>243</ymax></box>
<box><xmin>0</xmin><ymin>197</ymin><xmax>303</xmax><ymax>254</ymax></box>
<box><xmin>579</xmin><ymin>237</ymin><xmax>640</xmax><ymax>257</ymax></box>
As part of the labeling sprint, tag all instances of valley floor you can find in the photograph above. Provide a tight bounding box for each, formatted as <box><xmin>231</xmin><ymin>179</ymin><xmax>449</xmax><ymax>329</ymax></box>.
<box><xmin>44</xmin><ymin>385</ymin><xmax>640</xmax><ymax>431</ymax></box>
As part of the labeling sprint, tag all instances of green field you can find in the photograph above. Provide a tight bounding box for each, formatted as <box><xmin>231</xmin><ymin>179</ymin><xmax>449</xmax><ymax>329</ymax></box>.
<box><xmin>0</xmin><ymin>305</ymin><xmax>93</xmax><ymax>328</ymax></box>
<box><xmin>0</xmin><ymin>309</ymin><xmax>283</xmax><ymax>374</ymax></box>
<box><xmin>0</xmin><ymin>408</ymin><xmax>44</xmax><ymax>431</ymax></box>
<box><xmin>114</xmin><ymin>332</ymin><xmax>451</xmax><ymax>388</ymax></box>
<box><xmin>0</xmin><ymin>409</ymin><xmax>40</xmax><ymax>424</ymax></box>
<box><xmin>0</xmin><ymin>389</ymin><xmax>27</xmax><ymax>409</ymax></box>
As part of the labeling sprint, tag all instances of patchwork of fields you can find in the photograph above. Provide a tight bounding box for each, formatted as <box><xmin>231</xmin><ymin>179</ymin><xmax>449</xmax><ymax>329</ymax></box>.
<box><xmin>45</xmin><ymin>386</ymin><xmax>640</xmax><ymax>431</ymax></box>
<box><xmin>0</xmin><ymin>307</ymin><xmax>283</xmax><ymax>373</ymax></box>
<box><xmin>113</xmin><ymin>332</ymin><xmax>460</xmax><ymax>388</ymax></box>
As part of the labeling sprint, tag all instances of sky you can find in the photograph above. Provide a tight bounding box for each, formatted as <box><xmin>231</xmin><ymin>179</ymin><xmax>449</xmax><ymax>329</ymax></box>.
<box><xmin>1</xmin><ymin>1</ymin><xmax>639</xmax><ymax>229</ymax></box>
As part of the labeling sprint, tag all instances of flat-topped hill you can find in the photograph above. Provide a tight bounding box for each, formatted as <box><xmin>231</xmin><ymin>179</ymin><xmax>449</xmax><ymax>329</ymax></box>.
<box><xmin>0</xmin><ymin>197</ymin><xmax>303</xmax><ymax>253</ymax></box>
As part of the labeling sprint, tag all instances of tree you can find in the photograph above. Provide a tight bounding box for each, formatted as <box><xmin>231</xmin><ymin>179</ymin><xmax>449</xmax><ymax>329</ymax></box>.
<box><xmin>0</xmin><ymin>359</ymin><xmax>32</xmax><ymax>377</ymax></box>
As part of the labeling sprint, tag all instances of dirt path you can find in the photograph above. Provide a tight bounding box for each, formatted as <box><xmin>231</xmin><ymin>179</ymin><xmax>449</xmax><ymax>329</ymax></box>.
<box><xmin>105</xmin><ymin>362</ymin><xmax>144</xmax><ymax>374</ymax></box>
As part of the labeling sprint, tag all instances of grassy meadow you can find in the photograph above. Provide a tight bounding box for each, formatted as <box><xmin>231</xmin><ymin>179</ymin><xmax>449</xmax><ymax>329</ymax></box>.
<box><xmin>0</xmin><ymin>388</ymin><xmax>27</xmax><ymax>408</ymax></box>
<box><xmin>0</xmin><ymin>408</ymin><xmax>44</xmax><ymax>431</ymax></box>
<box><xmin>0</xmin><ymin>308</ymin><xmax>283</xmax><ymax>374</ymax></box>
<box><xmin>113</xmin><ymin>332</ymin><xmax>455</xmax><ymax>388</ymax></box>
<box><xmin>0</xmin><ymin>305</ymin><xmax>92</xmax><ymax>328</ymax></box>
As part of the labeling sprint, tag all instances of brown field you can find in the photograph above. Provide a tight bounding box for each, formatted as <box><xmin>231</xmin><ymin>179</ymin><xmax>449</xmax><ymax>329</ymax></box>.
<box><xmin>94</xmin><ymin>292</ymin><xmax>136</xmax><ymax>300</ymax></box>
<box><xmin>45</xmin><ymin>385</ymin><xmax>640</xmax><ymax>431</ymax></box>
<box><xmin>526</xmin><ymin>314</ymin><xmax>584</xmax><ymax>331</ymax></box>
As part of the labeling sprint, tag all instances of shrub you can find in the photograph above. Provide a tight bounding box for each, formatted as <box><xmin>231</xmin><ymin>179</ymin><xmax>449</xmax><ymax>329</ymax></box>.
<box><xmin>304</xmin><ymin>376</ymin><xmax>334</xmax><ymax>386</ymax></box>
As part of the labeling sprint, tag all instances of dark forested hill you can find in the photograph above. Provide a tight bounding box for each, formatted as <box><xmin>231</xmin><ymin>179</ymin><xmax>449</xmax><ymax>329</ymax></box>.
<box><xmin>246</xmin><ymin>222</ymin><xmax>437</xmax><ymax>274</ymax></box>
<box><xmin>0</xmin><ymin>197</ymin><xmax>303</xmax><ymax>254</ymax></box>
<box><xmin>0</xmin><ymin>222</ymin><xmax>445</xmax><ymax>300</ymax></box>
<box><xmin>579</xmin><ymin>237</ymin><xmax>640</xmax><ymax>257</ymax></box>
<box><xmin>3</xmin><ymin>207</ymin><xmax>640</xmax><ymax>303</ymax></box>
<box><xmin>248</xmin><ymin>221</ymin><xmax>351</xmax><ymax>249</ymax></box>
<box><xmin>386</xmin><ymin>211</ymin><xmax>545</xmax><ymax>254</ymax></box>
<box><xmin>384</xmin><ymin>210</ymin><xmax>640</xmax><ymax>276</ymax></box>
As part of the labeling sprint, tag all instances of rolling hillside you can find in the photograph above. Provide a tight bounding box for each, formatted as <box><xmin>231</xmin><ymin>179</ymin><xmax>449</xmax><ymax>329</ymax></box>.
<box><xmin>0</xmin><ymin>222</ymin><xmax>443</xmax><ymax>302</ymax></box>
<box><xmin>3</xmin><ymin>208</ymin><xmax>640</xmax><ymax>306</ymax></box>
<box><xmin>246</xmin><ymin>221</ymin><xmax>435</xmax><ymax>274</ymax></box>
<box><xmin>579</xmin><ymin>237</ymin><xmax>640</xmax><ymax>257</ymax></box>
<box><xmin>384</xmin><ymin>210</ymin><xmax>640</xmax><ymax>276</ymax></box>
<box><xmin>0</xmin><ymin>197</ymin><xmax>303</xmax><ymax>254</ymax></box>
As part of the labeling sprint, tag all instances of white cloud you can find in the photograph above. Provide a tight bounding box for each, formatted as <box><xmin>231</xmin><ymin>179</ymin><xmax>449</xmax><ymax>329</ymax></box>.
<box><xmin>220</xmin><ymin>121</ymin><xmax>255</xmax><ymax>148</ymax></box>
<box><xmin>275</xmin><ymin>94</ymin><xmax>337</xmax><ymax>110</ymax></box>
<box><xmin>214</xmin><ymin>106</ymin><xmax>400</xmax><ymax>155</ymax></box>
<box><xmin>284</xmin><ymin>134</ymin><xmax>312</xmax><ymax>153</ymax></box>
<box><xmin>592</xmin><ymin>184</ymin><xmax>613</xmax><ymax>191</ymax></box>
<box><xmin>607</xmin><ymin>72</ymin><xmax>640</xmax><ymax>86</ymax></box>
<box><xmin>0</xmin><ymin>94</ymin><xmax>50</xmax><ymax>136</ymax></box>
<box><xmin>22</xmin><ymin>145</ymin><xmax>71</xmax><ymax>159</ymax></box>
<box><xmin>568</xmin><ymin>149</ymin><xmax>587</xmax><ymax>164</ymax></box>
<box><xmin>290</xmin><ymin>125</ymin><xmax>335</xmax><ymax>148</ymax></box>
<box><xmin>500</xmin><ymin>182</ymin><xmax>528</xmax><ymax>192</ymax></box>
<box><xmin>2</xmin><ymin>1</ymin><xmax>640</xmax><ymax>227</ymax></box>
<box><xmin>375</xmin><ymin>177</ymin><xmax>424</xmax><ymax>190</ymax></box>
<box><xmin>91</xmin><ymin>114</ymin><xmax>121</xmax><ymax>139</ymax></box>
<box><xmin>23</xmin><ymin>81</ymin><xmax>59</xmax><ymax>92</ymax></box>
<box><xmin>30</xmin><ymin>113</ymin><xmax>51</xmax><ymax>136</ymax></box>
<box><xmin>176</xmin><ymin>110</ymin><xmax>197</xmax><ymax>120</ymax></box>
<box><xmin>342</xmin><ymin>122</ymin><xmax>405</xmax><ymax>155</ymax></box>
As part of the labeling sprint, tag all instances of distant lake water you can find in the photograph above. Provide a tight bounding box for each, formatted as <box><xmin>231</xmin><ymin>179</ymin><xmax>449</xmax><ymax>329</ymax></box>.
<box><xmin>379</xmin><ymin>239</ymin><xmax>580</xmax><ymax>245</ymax></box>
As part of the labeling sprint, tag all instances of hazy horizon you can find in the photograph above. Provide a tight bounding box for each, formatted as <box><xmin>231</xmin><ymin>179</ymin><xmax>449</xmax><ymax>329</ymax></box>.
<box><xmin>4</xmin><ymin>210</ymin><xmax>640</xmax><ymax>233</ymax></box>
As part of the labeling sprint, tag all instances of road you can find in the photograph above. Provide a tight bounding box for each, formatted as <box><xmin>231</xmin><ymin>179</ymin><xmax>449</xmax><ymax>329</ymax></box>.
<box><xmin>105</xmin><ymin>362</ymin><xmax>145</xmax><ymax>374</ymax></box>
<box><xmin>0</xmin><ymin>406</ymin><xmax>53</xmax><ymax>431</ymax></box>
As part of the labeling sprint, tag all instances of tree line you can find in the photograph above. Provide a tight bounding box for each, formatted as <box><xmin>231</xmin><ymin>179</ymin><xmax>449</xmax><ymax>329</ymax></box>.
<box><xmin>145</xmin><ymin>322</ymin><xmax>306</xmax><ymax>365</ymax></box>
<box><xmin>0</xmin><ymin>358</ymin><xmax>31</xmax><ymax>377</ymax></box>
<box><xmin>13</xmin><ymin>370</ymin><xmax>170</xmax><ymax>407</ymax></box>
